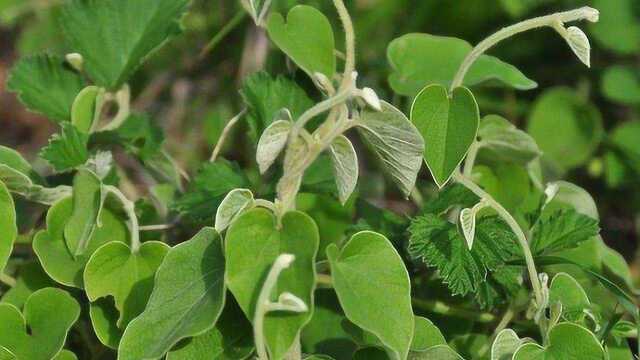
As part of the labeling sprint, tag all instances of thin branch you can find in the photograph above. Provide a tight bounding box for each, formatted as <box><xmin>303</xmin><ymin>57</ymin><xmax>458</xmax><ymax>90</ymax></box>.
<box><xmin>210</xmin><ymin>109</ymin><xmax>247</xmax><ymax>162</ymax></box>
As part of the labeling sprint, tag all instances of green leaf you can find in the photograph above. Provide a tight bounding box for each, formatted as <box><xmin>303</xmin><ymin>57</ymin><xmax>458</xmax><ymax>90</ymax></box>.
<box><xmin>39</xmin><ymin>123</ymin><xmax>89</xmax><ymax>172</ymax></box>
<box><xmin>356</xmin><ymin>101</ymin><xmax>424</xmax><ymax>197</ymax></box>
<box><xmin>590</xmin><ymin>0</ymin><xmax>640</xmax><ymax>55</ymax></box>
<box><xmin>118</xmin><ymin>228</ymin><xmax>226</xmax><ymax>360</ymax></box>
<box><xmin>491</xmin><ymin>329</ymin><xmax>526</xmax><ymax>360</ymax></box>
<box><xmin>241</xmin><ymin>72</ymin><xmax>313</xmax><ymax>144</ymax></box>
<box><xmin>0</xmin><ymin>181</ymin><xmax>17</xmax><ymax>275</ymax></box>
<box><xmin>214</xmin><ymin>189</ymin><xmax>254</xmax><ymax>233</ymax></box>
<box><xmin>0</xmin><ymin>165</ymin><xmax>71</xmax><ymax>205</ymax></box>
<box><xmin>410</xmin><ymin>345</ymin><xmax>464</xmax><ymax>360</ymax></box>
<box><xmin>477</xmin><ymin>115</ymin><xmax>541</xmax><ymax>165</ymax></box>
<box><xmin>0</xmin><ymin>146</ymin><xmax>39</xmax><ymax>181</ymax></box>
<box><xmin>59</xmin><ymin>0</ymin><xmax>190</xmax><ymax>89</ymax></box>
<box><xmin>327</xmin><ymin>231</ymin><xmax>413</xmax><ymax>360</ymax></box>
<box><xmin>0</xmin><ymin>288</ymin><xmax>80</xmax><ymax>360</ymax></box>
<box><xmin>421</xmin><ymin>183</ymin><xmax>478</xmax><ymax>216</ymax></box>
<box><xmin>387</xmin><ymin>33</ymin><xmax>536</xmax><ymax>96</ymax></box>
<box><xmin>605</xmin><ymin>120</ymin><xmax>640</xmax><ymax>186</ymax></box>
<box><xmin>472</xmin><ymin>164</ymin><xmax>530</xmax><ymax>213</ymax></box>
<box><xmin>71</xmin><ymin>86</ymin><xmax>102</xmax><ymax>133</ymax></box>
<box><xmin>53</xmin><ymin>350</ymin><xmax>77</xmax><ymax>360</ymax></box>
<box><xmin>353</xmin><ymin>347</ymin><xmax>388</xmax><ymax>360</ymax></box>
<box><xmin>88</xmin><ymin>298</ymin><xmax>121</xmax><ymax>349</ymax></box>
<box><xmin>256</xmin><ymin>119</ymin><xmax>292</xmax><ymax>174</ymax></box>
<box><xmin>411</xmin><ymin>317</ymin><xmax>446</xmax><ymax>352</ymax></box>
<box><xmin>64</xmin><ymin>168</ymin><xmax>103</xmax><ymax>257</ymax></box>
<box><xmin>173</xmin><ymin>161</ymin><xmax>250</xmax><ymax>223</ymax></box>
<box><xmin>166</xmin><ymin>299</ymin><xmax>253</xmax><ymax>360</ymax></box>
<box><xmin>531</xmin><ymin>209</ymin><xmax>600</xmax><ymax>255</ymax></box>
<box><xmin>411</xmin><ymin>85</ymin><xmax>479</xmax><ymax>188</ymax></box>
<box><xmin>1</xmin><ymin>262</ymin><xmax>55</xmax><ymax>309</ymax></box>
<box><xmin>601</xmin><ymin>66</ymin><xmax>640</xmax><ymax>106</ymax></box>
<box><xmin>408</xmin><ymin>215</ymin><xmax>520</xmax><ymax>296</ymax></box>
<box><xmin>267</xmin><ymin>5</ymin><xmax>335</xmax><ymax>78</ymax></box>
<box><xmin>33</xmin><ymin>197</ymin><xmax>128</xmax><ymax>288</ymax></box>
<box><xmin>328</xmin><ymin>135</ymin><xmax>358</xmax><ymax>204</ymax></box>
<box><xmin>7</xmin><ymin>54</ymin><xmax>84</xmax><ymax>122</ymax></box>
<box><xmin>527</xmin><ymin>87</ymin><xmax>603</xmax><ymax>172</ymax></box>
<box><xmin>513</xmin><ymin>323</ymin><xmax>604</xmax><ymax>359</ymax></box>
<box><xmin>548</xmin><ymin>272</ymin><xmax>590</xmax><ymax>322</ymax></box>
<box><xmin>84</xmin><ymin>241</ymin><xmax>169</xmax><ymax>327</ymax></box>
<box><xmin>226</xmin><ymin>208</ymin><xmax>319</xmax><ymax>360</ymax></box>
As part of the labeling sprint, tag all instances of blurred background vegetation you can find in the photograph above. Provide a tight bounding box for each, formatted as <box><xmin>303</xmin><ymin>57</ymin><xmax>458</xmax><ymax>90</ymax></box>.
<box><xmin>1</xmin><ymin>0</ymin><xmax>639</xmax><ymax>280</ymax></box>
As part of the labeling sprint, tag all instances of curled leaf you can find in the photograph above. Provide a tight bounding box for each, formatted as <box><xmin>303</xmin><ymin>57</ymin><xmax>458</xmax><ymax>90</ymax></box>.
<box><xmin>256</xmin><ymin>119</ymin><xmax>292</xmax><ymax>174</ymax></box>
<box><xmin>564</xmin><ymin>26</ymin><xmax>591</xmax><ymax>67</ymax></box>
<box><xmin>214</xmin><ymin>188</ymin><xmax>255</xmax><ymax>232</ymax></box>
<box><xmin>328</xmin><ymin>135</ymin><xmax>358</xmax><ymax>204</ymax></box>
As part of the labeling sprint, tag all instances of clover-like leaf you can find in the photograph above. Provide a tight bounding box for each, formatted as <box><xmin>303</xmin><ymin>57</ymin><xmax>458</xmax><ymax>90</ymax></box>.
<box><xmin>118</xmin><ymin>228</ymin><xmax>226</xmax><ymax>360</ymax></box>
<box><xmin>0</xmin><ymin>181</ymin><xmax>16</xmax><ymax>275</ymax></box>
<box><xmin>59</xmin><ymin>0</ymin><xmax>190</xmax><ymax>89</ymax></box>
<box><xmin>356</xmin><ymin>101</ymin><xmax>424</xmax><ymax>197</ymax></box>
<box><xmin>411</xmin><ymin>84</ymin><xmax>479</xmax><ymax>188</ymax></box>
<box><xmin>387</xmin><ymin>33</ymin><xmax>536</xmax><ymax>96</ymax></box>
<box><xmin>548</xmin><ymin>272</ymin><xmax>590</xmax><ymax>322</ymax></box>
<box><xmin>71</xmin><ymin>86</ymin><xmax>103</xmax><ymax>133</ymax></box>
<box><xmin>7</xmin><ymin>54</ymin><xmax>84</xmax><ymax>122</ymax></box>
<box><xmin>491</xmin><ymin>329</ymin><xmax>526</xmax><ymax>360</ymax></box>
<box><xmin>267</xmin><ymin>5</ymin><xmax>335</xmax><ymax>78</ymax></box>
<box><xmin>64</xmin><ymin>168</ymin><xmax>103</xmax><ymax>257</ymax></box>
<box><xmin>33</xmin><ymin>197</ymin><xmax>128</xmax><ymax>288</ymax></box>
<box><xmin>327</xmin><ymin>231</ymin><xmax>414</xmax><ymax>360</ymax></box>
<box><xmin>39</xmin><ymin>123</ymin><xmax>89</xmax><ymax>172</ymax></box>
<box><xmin>0</xmin><ymin>288</ymin><xmax>80</xmax><ymax>360</ymax></box>
<box><xmin>226</xmin><ymin>208</ymin><xmax>319</xmax><ymax>360</ymax></box>
<box><xmin>513</xmin><ymin>323</ymin><xmax>604</xmax><ymax>359</ymax></box>
<box><xmin>214</xmin><ymin>188</ymin><xmax>254</xmax><ymax>232</ymax></box>
<box><xmin>328</xmin><ymin>135</ymin><xmax>358</xmax><ymax>204</ymax></box>
<box><xmin>84</xmin><ymin>241</ymin><xmax>169</xmax><ymax>330</ymax></box>
<box><xmin>256</xmin><ymin>119</ymin><xmax>292</xmax><ymax>174</ymax></box>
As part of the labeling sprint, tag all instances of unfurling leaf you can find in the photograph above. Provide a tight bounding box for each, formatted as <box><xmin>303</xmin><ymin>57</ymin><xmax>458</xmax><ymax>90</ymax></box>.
<box><xmin>71</xmin><ymin>86</ymin><xmax>103</xmax><ymax>133</ymax></box>
<box><xmin>0</xmin><ymin>181</ymin><xmax>17</xmax><ymax>275</ymax></box>
<box><xmin>328</xmin><ymin>135</ymin><xmax>358</xmax><ymax>204</ymax></box>
<box><xmin>64</xmin><ymin>169</ymin><xmax>103</xmax><ymax>257</ymax></box>
<box><xmin>563</xmin><ymin>26</ymin><xmax>591</xmax><ymax>67</ymax></box>
<box><xmin>327</xmin><ymin>231</ymin><xmax>414</xmax><ymax>360</ymax></box>
<box><xmin>215</xmin><ymin>188</ymin><xmax>255</xmax><ymax>232</ymax></box>
<box><xmin>256</xmin><ymin>119</ymin><xmax>292</xmax><ymax>174</ymax></box>
<box><xmin>411</xmin><ymin>85</ymin><xmax>479</xmax><ymax>188</ymax></box>
<box><xmin>118</xmin><ymin>228</ymin><xmax>226</xmax><ymax>360</ymax></box>
<box><xmin>356</xmin><ymin>101</ymin><xmax>424</xmax><ymax>197</ymax></box>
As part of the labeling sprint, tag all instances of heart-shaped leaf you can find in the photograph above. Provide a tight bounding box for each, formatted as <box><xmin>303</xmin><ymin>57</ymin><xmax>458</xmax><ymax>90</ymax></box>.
<box><xmin>33</xmin><ymin>197</ymin><xmax>128</xmax><ymax>288</ymax></box>
<box><xmin>356</xmin><ymin>101</ymin><xmax>424</xmax><ymax>197</ymax></box>
<box><xmin>0</xmin><ymin>262</ymin><xmax>56</xmax><ymax>309</ymax></box>
<box><xmin>267</xmin><ymin>5</ymin><xmax>335</xmax><ymax>78</ymax></box>
<box><xmin>59</xmin><ymin>0</ymin><xmax>190</xmax><ymax>89</ymax></box>
<box><xmin>0</xmin><ymin>288</ymin><xmax>80</xmax><ymax>360</ymax></box>
<box><xmin>387</xmin><ymin>33</ymin><xmax>536</xmax><ymax>96</ymax></box>
<box><xmin>411</xmin><ymin>84</ymin><xmax>480</xmax><ymax>187</ymax></box>
<box><xmin>64</xmin><ymin>168</ymin><xmax>103</xmax><ymax>257</ymax></box>
<box><xmin>328</xmin><ymin>135</ymin><xmax>358</xmax><ymax>204</ymax></box>
<box><xmin>491</xmin><ymin>329</ymin><xmax>526</xmax><ymax>360</ymax></box>
<box><xmin>513</xmin><ymin>323</ymin><xmax>604</xmax><ymax>359</ymax></box>
<box><xmin>327</xmin><ymin>231</ymin><xmax>413</xmax><ymax>360</ymax></box>
<box><xmin>84</xmin><ymin>241</ymin><xmax>169</xmax><ymax>329</ymax></box>
<box><xmin>548</xmin><ymin>272</ymin><xmax>590</xmax><ymax>322</ymax></box>
<box><xmin>118</xmin><ymin>228</ymin><xmax>226</xmax><ymax>360</ymax></box>
<box><xmin>0</xmin><ymin>181</ymin><xmax>17</xmax><ymax>275</ymax></box>
<box><xmin>226</xmin><ymin>208</ymin><xmax>319</xmax><ymax>360</ymax></box>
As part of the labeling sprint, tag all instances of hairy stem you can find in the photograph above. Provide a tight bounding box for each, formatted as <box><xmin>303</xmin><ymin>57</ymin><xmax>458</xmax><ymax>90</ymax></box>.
<box><xmin>453</xmin><ymin>172</ymin><xmax>543</xmax><ymax>305</ymax></box>
<box><xmin>450</xmin><ymin>6</ymin><xmax>598</xmax><ymax>91</ymax></box>
<box><xmin>210</xmin><ymin>109</ymin><xmax>247</xmax><ymax>162</ymax></box>
<box><xmin>332</xmin><ymin>0</ymin><xmax>355</xmax><ymax>89</ymax></box>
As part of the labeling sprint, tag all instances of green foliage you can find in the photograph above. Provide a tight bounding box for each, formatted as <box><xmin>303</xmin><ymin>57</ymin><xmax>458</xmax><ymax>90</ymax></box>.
<box><xmin>39</xmin><ymin>123</ymin><xmax>89</xmax><ymax>172</ymax></box>
<box><xmin>512</xmin><ymin>323</ymin><xmax>604</xmax><ymax>359</ymax></box>
<box><xmin>531</xmin><ymin>209</ymin><xmax>600</xmax><ymax>255</ymax></box>
<box><xmin>0</xmin><ymin>182</ymin><xmax>17</xmax><ymax>274</ymax></box>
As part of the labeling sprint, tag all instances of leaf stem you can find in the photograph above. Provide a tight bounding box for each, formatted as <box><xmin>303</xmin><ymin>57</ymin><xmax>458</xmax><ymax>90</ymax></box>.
<box><xmin>210</xmin><ymin>109</ymin><xmax>247</xmax><ymax>162</ymax></box>
<box><xmin>449</xmin><ymin>6</ymin><xmax>599</xmax><ymax>91</ymax></box>
<box><xmin>332</xmin><ymin>0</ymin><xmax>356</xmax><ymax>89</ymax></box>
<box><xmin>411</xmin><ymin>298</ymin><xmax>496</xmax><ymax>323</ymax></box>
<box><xmin>103</xmin><ymin>185</ymin><xmax>141</xmax><ymax>253</ymax></box>
<box><xmin>199</xmin><ymin>11</ymin><xmax>247</xmax><ymax>59</ymax></box>
<box><xmin>453</xmin><ymin>172</ymin><xmax>543</xmax><ymax>306</ymax></box>
<box><xmin>462</xmin><ymin>141</ymin><xmax>481</xmax><ymax>177</ymax></box>
<box><xmin>0</xmin><ymin>273</ymin><xmax>16</xmax><ymax>287</ymax></box>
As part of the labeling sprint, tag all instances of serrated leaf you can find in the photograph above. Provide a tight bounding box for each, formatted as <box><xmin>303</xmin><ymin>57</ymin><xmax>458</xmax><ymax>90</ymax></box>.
<box><xmin>7</xmin><ymin>54</ymin><xmax>84</xmax><ymax>122</ymax></box>
<box><xmin>477</xmin><ymin>115</ymin><xmax>541</xmax><ymax>165</ymax></box>
<box><xmin>0</xmin><ymin>181</ymin><xmax>17</xmax><ymax>275</ymax></box>
<box><xmin>256</xmin><ymin>119</ymin><xmax>292</xmax><ymax>174</ymax></box>
<box><xmin>411</xmin><ymin>84</ymin><xmax>479</xmax><ymax>188</ymax></box>
<box><xmin>408</xmin><ymin>215</ymin><xmax>520</xmax><ymax>296</ymax></box>
<box><xmin>33</xmin><ymin>197</ymin><xmax>128</xmax><ymax>288</ymax></box>
<box><xmin>513</xmin><ymin>323</ymin><xmax>604</xmax><ymax>359</ymax></box>
<box><xmin>491</xmin><ymin>329</ymin><xmax>526</xmax><ymax>360</ymax></box>
<box><xmin>84</xmin><ymin>241</ymin><xmax>169</xmax><ymax>329</ymax></box>
<box><xmin>59</xmin><ymin>0</ymin><xmax>190</xmax><ymax>89</ymax></box>
<box><xmin>267</xmin><ymin>5</ymin><xmax>335</xmax><ymax>78</ymax></box>
<box><xmin>328</xmin><ymin>135</ymin><xmax>358</xmax><ymax>204</ymax></box>
<box><xmin>226</xmin><ymin>208</ymin><xmax>318</xmax><ymax>360</ymax></box>
<box><xmin>40</xmin><ymin>123</ymin><xmax>89</xmax><ymax>172</ymax></box>
<box><xmin>327</xmin><ymin>231</ymin><xmax>413</xmax><ymax>360</ymax></box>
<box><xmin>0</xmin><ymin>288</ymin><xmax>80</xmax><ymax>360</ymax></box>
<box><xmin>548</xmin><ymin>272</ymin><xmax>590</xmax><ymax>322</ymax></box>
<box><xmin>531</xmin><ymin>209</ymin><xmax>600</xmax><ymax>255</ymax></box>
<box><xmin>0</xmin><ymin>165</ymin><xmax>71</xmax><ymax>205</ymax></box>
<box><xmin>63</xmin><ymin>168</ymin><xmax>103</xmax><ymax>257</ymax></box>
<box><xmin>356</xmin><ymin>101</ymin><xmax>424</xmax><ymax>197</ymax></box>
<box><xmin>71</xmin><ymin>86</ymin><xmax>102</xmax><ymax>133</ymax></box>
<box><xmin>564</xmin><ymin>26</ymin><xmax>591</xmax><ymax>67</ymax></box>
<box><xmin>118</xmin><ymin>228</ymin><xmax>226</xmax><ymax>360</ymax></box>
<box><xmin>214</xmin><ymin>188</ymin><xmax>254</xmax><ymax>232</ymax></box>
<box><xmin>387</xmin><ymin>33</ymin><xmax>536</xmax><ymax>96</ymax></box>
